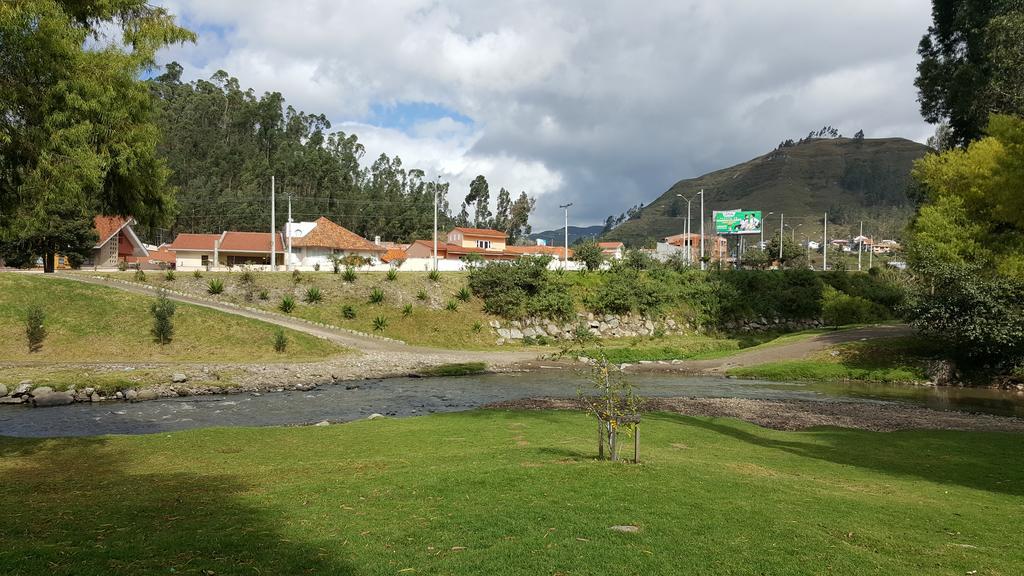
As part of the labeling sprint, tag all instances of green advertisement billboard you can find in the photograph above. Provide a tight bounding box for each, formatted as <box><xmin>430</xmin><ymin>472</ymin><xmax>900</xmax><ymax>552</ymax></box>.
<box><xmin>713</xmin><ymin>210</ymin><xmax>762</xmax><ymax>235</ymax></box>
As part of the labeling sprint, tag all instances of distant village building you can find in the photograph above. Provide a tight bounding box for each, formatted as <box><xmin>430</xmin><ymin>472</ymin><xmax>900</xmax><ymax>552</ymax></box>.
<box><xmin>285</xmin><ymin>217</ymin><xmax>385</xmax><ymax>268</ymax></box>
<box><xmin>167</xmin><ymin>232</ymin><xmax>285</xmax><ymax>270</ymax></box>
<box><xmin>597</xmin><ymin>241</ymin><xmax>625</xmax><ymax>260</ymax></box>
<box><xmin>74</xmin><ymin>216</ymin><xmax>148</xmax><ymax>270</ymax></box>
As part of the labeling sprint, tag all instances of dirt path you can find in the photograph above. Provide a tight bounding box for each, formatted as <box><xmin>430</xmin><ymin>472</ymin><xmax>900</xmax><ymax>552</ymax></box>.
<box><xmin>621</xmin><ymin>324</ymin><xmax>916</xmax><ymax>375</ymax></box>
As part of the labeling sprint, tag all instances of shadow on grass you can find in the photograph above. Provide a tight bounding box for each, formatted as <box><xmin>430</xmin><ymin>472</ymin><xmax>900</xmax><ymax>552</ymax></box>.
<box><xmin>0</xmin><ymin>436</ymin><xmax>355</xmax><ymax>575</ymax></box>
<box><xmin>648</xmin><ymin>413</ymin><xmax>1024</xmax><ymax>497</ymax></box>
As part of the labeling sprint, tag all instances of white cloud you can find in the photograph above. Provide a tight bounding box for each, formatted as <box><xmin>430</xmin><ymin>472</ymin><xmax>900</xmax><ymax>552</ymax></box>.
<box><xmin>156</xmin><ymin>0</ymin><xmax>934</xmax><ymax>229</ymax></box>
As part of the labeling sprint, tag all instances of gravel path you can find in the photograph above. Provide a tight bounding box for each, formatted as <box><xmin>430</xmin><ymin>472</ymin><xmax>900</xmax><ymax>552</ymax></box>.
<box><xmin>486</xmin><ymin>397</ymin><xmax>1024</xmax><ymax>433</ymax></box>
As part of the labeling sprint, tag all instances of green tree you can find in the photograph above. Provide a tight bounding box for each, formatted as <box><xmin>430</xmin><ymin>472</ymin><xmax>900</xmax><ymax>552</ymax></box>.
<box><xmin>150</xmin><ymin>291</ymin><xmax>176</xmax><ymax>345</ymax></box>
<box><xmin>916</xmin><ymin>1</ymin><xmax>1024</xmax><ymax>146</ymax></box>
<box><xmin>465</xmin><ymin>175</ymin><xmax>492</xmax><ymax>228</ymax></box>
<box><xmin>0</xmin><ymin>1</ymin><xmax>194</xmax><ymax>264</ymax></box>
<box><xmin>507</xmin><ymin>192</ymin><xmax>536</xmax><ymax>244</ymax></box>
<box><xmin>572</xmin><ymin>240</ymin><xmax>604</xmax><ymax>271</ymax></box>
<box><xmin>741</xmin><ymin>246</ymin><xmax>772</xmax><ymax>270</ymax></box>
<box><xmin>767</xmin><ymin>236</ymin><xmax>802</xmax><ymax>268</ymax></box>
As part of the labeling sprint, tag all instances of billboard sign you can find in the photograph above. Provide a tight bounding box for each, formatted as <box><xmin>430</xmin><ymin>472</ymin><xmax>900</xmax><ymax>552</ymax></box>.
<box><xmin>714</xmin><ymin>210</ymin><xmax>762</xmax><ymax>235</ymax></box>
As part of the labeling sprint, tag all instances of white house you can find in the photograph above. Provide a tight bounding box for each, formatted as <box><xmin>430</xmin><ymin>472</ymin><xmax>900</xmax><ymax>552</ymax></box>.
<box><xmin>285</xmin><ymin>217</ymin><xmax>385</xmax><ymax>269</ymax></box>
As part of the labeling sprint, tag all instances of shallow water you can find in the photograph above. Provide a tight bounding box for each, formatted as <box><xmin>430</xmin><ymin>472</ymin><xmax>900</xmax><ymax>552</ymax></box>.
<box><xmin>0</xmin><ymin>371</ymin><xmax>1021</xmax><ymax>437</ymax></box>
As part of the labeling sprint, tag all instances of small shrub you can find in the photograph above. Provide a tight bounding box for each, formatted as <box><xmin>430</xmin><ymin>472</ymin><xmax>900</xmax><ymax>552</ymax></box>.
<box><xmin>428</xmin><ymin>269</ymin><xmax>441</xmax><ymax>282</ymax></box>
<box><xmin>386</xmin><ymin>268</ymin><xmax>398</xmax><ymax>281</ymax></box>
<box><xmin>279</xmin><ymin>296</ymin><xmax>296</xmax><ymax>313</ymax></box>
<box><xmin>292</xmin><ymin>269</ymin><xmax>302</xmax><ymax>284</ymax></box>
<box><xmin>522</xmin><ymin>335</ymin><xmax>536</xmax><ymax>345</ymax></box>
<box><xmin>239</xmin><ymin>268</ymin><xmax>255</xmax><ymax>284</ymax></box>
<box><xmin>342</xmin><ymin>267</ymin><xmax>357</xmax><ymax>282</ymax></box>
<box><xmin>456</xmin><ymin>286</ymin><xmax>472</xmax><ymax>302</ymax></box>
<box><xmin>372</xmin><ymin>315</ymin><xmax>388</xmax><ymax>332</ymax></box>
<box><xmin>416</xmin><ymin>290</ymin><xmax>428</xmax><ymax>301</ymax></box>
<box><xmin>342</xmin><ymin>305</ymin><xmax>357</xmax><ymax>319</ymax></box>
<box><xmin>472</xmin><ymin>321</ymin><xmax>483</xmax><ymax>333</ymax></box>
<box><xmin>25</xmin><ymin>305</ymin><xmax>46</xmax><ymax>353</ymax></box>
<box><xmin>329</xmin><ymin>255</ymin><xmax>342</xmax><ymax>274</ymax></box>
<box><xmin>134</xmin><ymin>269</ymin><xmax>146</xmax><ymax>282</ymax></box>
<box><xmin>193</xmin><ymin>270</ymin><xmax>203</xmax><ymax>279</ymax></box>
<box><xmin>117</xmin><ymin>260</ymin><xmax>128</xmax><ymax>272</ymax></box>
<box><xmin>369</xmin><ymin>287</ymin><xmax>385</xmax><ymax>305</ymax></box>
<box><xmin>258</xmin><ymin>288</ymin><xmax>269</xmax><ymax>300</ymax></box>
<box><xmin>164</xmin><ymin>270</ymin><xmax>175</xmax><ymax>282</ymax></box>
<box><xmin>445</xmin><ymin>300</ymin><xmax>458</xmax><ymax>311</ymax></box>
<box><xmin>304</xmin><ymin>286</ymin><xmax>323</xmax><ymax>304</ymax></box>
<box><xmin>313</xmin><ymin>262</ymin><xmax>320</xmax><ymax>272</ymax></box>
<box><xmin>207</xmin><ymin>279</ymin><xmax>224</xmax><ymax>295</ymax></box>
<box><xmin>273</xmin><ymin>329</ymin><xmax>287</xmax><ymax>352</ymax></box>
<box><xmin>535</xmin><ymin>335</ymin><xmax>550</xmax><ymax>346</ymax></box>
<box><xmin>653</xmin><ymin>324</ymin><xmax>667</xmax><ymax>339</ymax></box>
<box><xmin>150</xmin><ymin>291</ymin><xmax>176</xmax><ymax>345</ymax></box>
<box><xmin>572</xmin><ymin>321</ymin><xmax>597</xmax><ymax>344</ymax></box>
<box><xmin>402</xmin><ymin>304</ymin><xmax>413</xmax><ymax>317</ymax></box>
<box><xmin>822</xmin><ymin>287</ymin><xmax>885</xmax><ymax>328</ymax></box>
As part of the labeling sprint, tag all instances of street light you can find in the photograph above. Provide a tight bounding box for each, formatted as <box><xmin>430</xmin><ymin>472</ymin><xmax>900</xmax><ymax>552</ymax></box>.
<box><xmin>433</xmin><ymin>176</ymin><xmax>440</xmax><ymax>272</ymax></box>
<box><xmin>677</xmin><ymin>193</ymin><xmax>699</xmax><ymax>264</ymax></box>
<box><xmin>698</xmin><ymin>189</ymin><xmax>706</xmax><ymax>270</ymax></box>
<box><xmin>559</xmin><ymin>203</ymin><xmax>573</xmax><ymax>270</ymax></box>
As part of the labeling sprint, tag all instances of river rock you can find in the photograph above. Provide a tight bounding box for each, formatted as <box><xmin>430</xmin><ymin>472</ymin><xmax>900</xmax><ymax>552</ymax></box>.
<box><xmin>488</xmin><ymin>320</ymin><xmax>500</xmax><ymax>329</ymax></box>
<box><xmin>0</xmin><ymin>384</ymin><xmax>7</xmax><ymax>398</ymax></box>
<box><xmin>13</xmin><ymin>381</ymin><xmax>32</xmax><ymax>397</ymax></box>
<box><xmin>32</xmin><ymin>392</ymin><xmax>75</xmax><ymax>407</ymax></box>
<box><xmin>124</xmin><ymin>389</ymin><xmax>138</xmax><ymax>401</ymax></box>
<box><xmin>367</xmin><ymin>413</ymin><xmax>385</xmax><ymax>420</ymax></box>
<box><xmin>171</xmin><ymin>373</ymin><xmax>188</xmax><ymax>384</ymax></box>
<box><xmin>314</xmin><ymin>420</ymin><xmax>330</xmax><ymax>427</ymax></box>
<box><xmin>136</xmin><ymin>389</ymin><xmax>159</xmax><ymax>402</ymax></box>
<box><xmin>90</xmin><ymin>393</ymin><xmax>102</xmax><ymax>402</ymax></box>
<box><xmin>0</xmin><ymin>396</ymin><xmax>26</xmax><ymax>405</ymax></box>
<box><xmin>509</xmin><ymin>328</ymin><xmax>524</xmax><ymax>340</ymax></box>
<box><xmin>31</xmin><ymin>386</ymin><xmax>54</xmax><ymax>397</ymax></box>
<box><xmin>497</xmin><ymin>328</ymin><xmax>512</xmax><ymax>339</ymax></box>
<box><xmin>84</xmin><ymin>387</ymin><xmax>95</xmax><ymax>396</ymax></box>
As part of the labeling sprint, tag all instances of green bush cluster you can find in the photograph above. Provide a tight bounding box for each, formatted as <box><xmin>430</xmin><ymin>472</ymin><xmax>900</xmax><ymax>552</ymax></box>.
<box><xmin>468</xmin><ymin>256</ymin><xmax>574</xmax><ymax>320</ymax></box>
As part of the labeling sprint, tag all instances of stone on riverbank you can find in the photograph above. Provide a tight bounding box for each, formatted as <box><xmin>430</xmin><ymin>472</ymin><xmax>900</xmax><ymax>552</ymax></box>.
<box><xmin>13</xmin><ymin>381</ymin><xmax>32</xmax><ymax>397</ymax></box>
<box><xmin>0</xmin><ymin>396</ymin><xmax>26</xmax><ymax>405</ymax></box>
<box><xmin>171</xmin><ymin>373</ymin><xmax>188</xmax><ymax>383</ymax></box>
<box><xmin>136</xmin><ymin>389</ymin><xmax>160</xmax><ymax>402</ymax></box>
<box><xmin>0</xmin><ymin>384</ymin><xmax>7</xmax><ymax>398</ymax></box>
<box><xmin>31</xmin><ymin>386</ymin><xmax>54</xmax><ymax>397</ymax></box>
<box><xmin>32</xmin><ymin>392</ymin><xmax>75</xmax><ymax>407</ymax></box>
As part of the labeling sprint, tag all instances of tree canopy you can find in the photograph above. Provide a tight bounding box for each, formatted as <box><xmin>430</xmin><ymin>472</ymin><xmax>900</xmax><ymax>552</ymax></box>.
<box><xmin>0</xmin><ymin>0</ymin><xmax>194</xmax><ymax>261</ymax></box>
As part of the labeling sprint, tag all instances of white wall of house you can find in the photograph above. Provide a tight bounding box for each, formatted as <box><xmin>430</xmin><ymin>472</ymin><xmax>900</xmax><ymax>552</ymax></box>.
<box><xmin>174</xmin><ymin>251</ymin><xmax>211</xmax><ymax>270</ymax></box>
<box><xmin>286</xmin><ymin>247</ymin><xmax>382</xmax><ymax>270</ymax></box>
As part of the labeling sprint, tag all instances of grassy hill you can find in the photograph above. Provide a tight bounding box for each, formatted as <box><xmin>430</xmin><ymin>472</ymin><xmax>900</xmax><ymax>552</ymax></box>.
<box><xmin>604</xmin><ymin>137</ymin><xmax>931</xmax><ymax>246</ymax></box>
<box><xmin>529</xmin><ymin>225</ymin><xmax>605</xmax><ymax>246</ymax></box>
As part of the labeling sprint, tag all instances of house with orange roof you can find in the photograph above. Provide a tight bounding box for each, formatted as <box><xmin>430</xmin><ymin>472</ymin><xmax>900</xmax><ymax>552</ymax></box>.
<box><xmin>167</xmin><ymin>231</ymin><xmax>285</xmax><ymax>270</ymax></box>
<box><xmin>65</xmin><ymin>216</ymin><xmax>148</xmax><ymax>270</ymax></box>
<box><xmin>597</xmin><ymin>241</ymin><xmax>625</xmax><ymax>260</ymax></box>
<box><xmin>284</xmin><ymin>217</ymin><xmax>385</xmax><ymax>269</ymax></box>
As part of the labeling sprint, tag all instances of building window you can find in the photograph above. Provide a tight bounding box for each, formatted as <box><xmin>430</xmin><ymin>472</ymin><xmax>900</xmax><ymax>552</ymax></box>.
<box><xmin>476</xmin><ymin>240</ymin><xmax>491</xmax><ymax>249</ymax></box>
<box><xmin>201</xmin><ymin>255</ymin><xmax>209</xmax><ymax>265</ymax></box>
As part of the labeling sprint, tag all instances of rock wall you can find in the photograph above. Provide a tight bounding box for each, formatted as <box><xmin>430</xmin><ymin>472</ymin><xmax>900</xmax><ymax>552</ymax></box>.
<box><xmin>492</xmin><ymin>313</ymin><xmax>689</xmax><ymax>344</ymax></box>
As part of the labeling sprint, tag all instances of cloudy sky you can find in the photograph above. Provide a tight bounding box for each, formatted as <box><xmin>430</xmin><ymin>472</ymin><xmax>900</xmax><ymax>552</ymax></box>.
<box><xmin>157</xmin><ymin>0</ymin><xmax>934</xmax><ymax>230</ymax></box>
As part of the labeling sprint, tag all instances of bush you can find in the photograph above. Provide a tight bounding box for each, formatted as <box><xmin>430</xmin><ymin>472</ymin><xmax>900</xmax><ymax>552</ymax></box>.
<box><xmin>369</xmin><ymin>287</ymin><xmax>385</xmax><ymax>304</ymax></box>
<box><xmin>207</xmin><ymin>279</ymin><xmax>224</xmax><ymax>295</ymax></box>
<box><xmin>402</xmin><ymin>304</ymin><xmax>413</xmax><ymax>317</ymax></box>
<box><xmin>304</xmin><ymin>286</ymin><xmax>323</xmax><ymax>304</ymax></box>
<box><xmin>341</xmin><ymin>254</ymin><xmax>370</xmax><ymax>268</ymax></box>
<box><xmin>428</xmin><ymin>269</ymin><xmax>441</xmax><ymax>282</ymax></box>
<box><xmin>821</xmin><ymin>287</ymin><xmax>886</xmax><ymax>328</ymax></box>
<box><xmin>150</xmin><ymin>291</ymin><xmax>176</xmax><ymax>345</ymax></box>
<box><xmin>572</xmin><ymin>239</ymin><xmax>605</xmax><ymax>271</ymax></box>
<box><xmin>386</xmin><ymin>268</ymin><xmax>398</xmax><ymax>281</ymax></box>
<box><xmin>342</xmin><ymin>305</ymin><xmax>356</xmax><ymax>319</ymax></box>
<box><xmin>279</xmin><ymin>296</ymin><xmax>295</xmax><ymax>313</ymax></box>
<box><xmin>25</xmin><ymin>305</ymin><xmax>46</xmax><ymax>353</ymax></box>
<box><xmin>445</xmin><ymin>300</ymin><xmax>458</xmax><ymax>311</ymax></box>
<box><xmin>342</xmin><ymin>267</ymin><xmax>357</xmax><ymax>282</ymax></box>
<box><xmin>164</xmin><ymin>270</ymin><xmax>175</xmax><ymax>281</ymax></box>
<box><xmin>273</xmin><ymin>329</ymin><xmax>287</xmax><ymax>352</ymax></box>
<box><xmin>468</xmin><ymin>257</ymin><xmax>566</xmax><ymax>320</ymax></box>
<box><xmin>472</xmin><ymin>321</ymin><xmax>483</xmax><ymax>333</ymax></box>
<box><xmin>416</xmin><ymin>290</ymin><xmax>428</xmax><ymax>301</ymax></box>
<box><xmin>134</xmin><ymin>269</ymin><xmax>146</xmax><ymax>282</ymax></box>
<box><xmin>313</xmin><ymin>262</ymin><xmax>320</xmax><ymax>272</ymax></box>
<box><xmin>258</xmin><ymin>288</ymin><xmax>269</xmax><ymax>300</ymax></box>
<box><xmin>193</xmin><ymin>270</ymin><xmax>202</xmax><ymax>279</ymax></box>
<box><xmin>456</xmin><ymin>286</ymin><xmax>472</xmax><ymax>302</ymax></box>
<box><xmin>292</xmin><ymin>270</ymin><xmax>302</xmax><ymax>284</ymax></box>
<box><xmin>372</xmin><ymin>315</ymin><xmax>388</xmax><ymax>332</ymax></box>
<box><xmin>239</xmin><ymin>268</ymin><xmax>255</xmax><ymax>284</ymax></box>
<box><xmin>117</xmin><ymin>260</ymin><xmax>128</xmax><ymax>272</ymax></box>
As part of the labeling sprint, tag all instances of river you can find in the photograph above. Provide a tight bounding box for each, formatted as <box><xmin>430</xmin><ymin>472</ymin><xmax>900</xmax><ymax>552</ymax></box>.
<box><xmin>1</xmin><ymin>372</ymin><xmax>1022</xmax><ymax>437</ymax></box>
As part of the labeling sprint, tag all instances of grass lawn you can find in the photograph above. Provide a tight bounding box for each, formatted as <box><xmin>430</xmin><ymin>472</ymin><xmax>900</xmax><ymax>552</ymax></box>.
<box><xmin>581</xmin><ymin>328</ymin><xmax>838</xmax><ymax>364</ymax></box>
<box><xmin>1</xmin><ymin>410</ymin><xmax>1021</xmax><ymax>575</ymax></box>
<box><xmin>0</xmin><ymin>274</ymin><xmax>343</xmax><ymax>364</ymax></box>
<box><xmin>728</xmin><ymin>337</ymin><xmax>938</xmax><ymax>383</ymax></box>
<box><xmin>84</xmin><ymin>270</ymin><xmax>507</xmax><ymax>350</ymax></box>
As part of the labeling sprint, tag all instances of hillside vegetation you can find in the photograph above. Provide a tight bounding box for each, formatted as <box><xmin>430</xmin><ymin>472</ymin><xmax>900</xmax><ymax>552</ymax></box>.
<box><xmin>605</xmin><ymin>137</ymin><xmax>931</xmax><ymax>246</ymax></box>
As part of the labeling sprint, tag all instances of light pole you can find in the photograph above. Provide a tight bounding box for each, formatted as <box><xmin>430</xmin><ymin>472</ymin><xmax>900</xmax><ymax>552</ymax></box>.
<box><xmin>270</xmin><ymin>175</ymin><xmax>277</xmax><ymax>271</ymax></box>
<box><xmin>823</xmin><ymin>212</ymin><xmax>828</xmax><ymax>271</ymax></box>
<box><xmin>560</xmin><ymin>203</ymin><xmax>573</xmax><ymax>270</ymax></box>
<box><xmin>699</xmin><ymin>189</ymin><xmax>706</xmax><ymax>270</ymax></box>
<box><xmin>677</xmin><ymin>193</ymin><xmax>697</xmax><ymax>264</ymax></box>
<box><xmin>778</xmin><ymin>212</ymin><xmax>784</xmax><ymax>263</ymax></box>
<box><xmin>857</xmin><ymin>220</ymin><xmax>864</xmax><ymax>271</ymax></box>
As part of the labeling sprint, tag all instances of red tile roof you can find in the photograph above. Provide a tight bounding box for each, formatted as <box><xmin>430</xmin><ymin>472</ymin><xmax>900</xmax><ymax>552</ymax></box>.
<box><xmin>167</xmin><ymin>233</ymin><xmax>221</xmax><ymax>251</ymax></box>
<box><xmin>219</xmin><ymin>231</ymin><xmax>286</xmax><ymax>253</ymax></box>
<box><xmin>381</xmin><ymin>248</ymin><xmax>408</xmax><ymax>263</ymax></box>
<box><xmin>291</xmin><ymin>217</ymin><xmax>385</xmax><ymax>252</ymax></box>
<box><xmin>597</xmin><ymin>242</ymin><xmax>624</xmax><ymax>249</ymax></box>
<box><xmin>450</xmin><ymin>227</ymin><xmax>508</xmax><ymax>239</ymax></box>
<box><xmin>93</xmin><ymin>216</ymin><xmax>129</xmax><ymax>247</ymax></box>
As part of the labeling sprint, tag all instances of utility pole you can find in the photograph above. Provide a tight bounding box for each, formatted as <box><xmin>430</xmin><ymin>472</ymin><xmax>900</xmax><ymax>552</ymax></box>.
<box><xmin>677</xmin><ymin>193</ymin><xmax>695</xmax><ymax>263</ymax></box>
<box><xmin>699</xmin><ymin>189</ymin><xmax>705</xmax><ymax>270</ymax></box>
<box><xmin>270</xmin><ymin>175</ymin><xmax>277</xmax><ymax>271</ymax></box>
<box><xmin>286</xmin><ymin>192</ymin><xmax>293</xmax><ymax>271</ymax></box>
<box><xmin>433</xmin><ymin>176</ymin><xmax>440</xmax><ymax>272</ymax></box>
<box><xmin>869</xmin><ymin>235</ymin><xmax>874</xmax><ymax>269</ymax></box>
<box><xmin>858</xmin><ymin>221</ymin><xmax>864</xmax><ymax>271</ymax></box>
<box><xmin>560</xmin><ymin>203</ymin><xmax>573</xmax><ymax>270</ymax></box>
<box><xmin>823</xmin><ymin>213</ymin><xmax>828</xmax><ymax>271</ymax></box>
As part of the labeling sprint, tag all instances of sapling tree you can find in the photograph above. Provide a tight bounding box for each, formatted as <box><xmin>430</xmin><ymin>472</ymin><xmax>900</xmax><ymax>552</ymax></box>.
<box><xmin>25</xmin><ymin>305</ymin><xmax>46</xmax><ymax>353</ymax></box>
<box><xmin>578</xmin><ymin>353</ymin><xmax>641</xmax><ymax>462</ymax></box>
<box><xmin>150</xmin><ymin>291</ymin><xmax>176</xmax><ymax>345</ymax></box>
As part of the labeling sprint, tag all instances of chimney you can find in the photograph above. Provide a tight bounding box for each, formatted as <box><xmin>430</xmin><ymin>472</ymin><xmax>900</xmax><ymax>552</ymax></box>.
<box><xmin>374</xmin><ymin>235</ymin><xmax>381</xmax><ymax>245</ymax></box>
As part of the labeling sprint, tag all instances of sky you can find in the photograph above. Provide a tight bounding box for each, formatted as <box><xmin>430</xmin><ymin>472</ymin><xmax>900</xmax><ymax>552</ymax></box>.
<box><xmin>156</xmin><ymin>0</ymin><xmax>935</xmax><ymax>231</ymax></box>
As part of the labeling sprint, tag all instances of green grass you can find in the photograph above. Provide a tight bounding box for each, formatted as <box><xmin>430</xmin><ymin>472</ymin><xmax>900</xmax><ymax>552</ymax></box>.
<box><xmin>728</xmin><ymin>337</ymin><xmax>936</xmax><ymax>383</ymax></box>
<box><xmin>582</xmin><ymin>329</ymin><xmax>834</xmax><ymax>364</ymax></box>
<box><xmin>0</xmin><ymin>274</ymin><xmax>342</xmax><ymax>364</ymax></box>
<box><xmin>1</xmin><ymin>410</ymin><xmax>1021</xmax><ymax>575</ymax></box>
<box><xmin>86</xmin><ymin>271</ymin><xmax>505</xmax><ymax>350</ymax></box>
<box><xmin>416</xmin><ymin>362</ymin><xmax>488</xmax><ymax>377</ymax></box>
